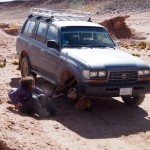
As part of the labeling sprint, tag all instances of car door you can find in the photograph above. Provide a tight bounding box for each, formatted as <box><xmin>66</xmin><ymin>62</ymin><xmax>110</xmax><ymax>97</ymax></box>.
<box><xmin>18</xmin><ymin>19</ymin><xmax>40</xmax><ymax>70</ymax></box>
<box><xmin>30</xmin><ymin>21</ymin><xmax>48</xmax><ymax>72</ymax></box>
<box><xmin>39</xmin><ymin>24</ymin><xmax>61</xmax><ymax>82</ymax></box>
<box><xmin>25</xmin><ymin>19</ymin><xmax>44</xmax><ymax>70</ymax></box>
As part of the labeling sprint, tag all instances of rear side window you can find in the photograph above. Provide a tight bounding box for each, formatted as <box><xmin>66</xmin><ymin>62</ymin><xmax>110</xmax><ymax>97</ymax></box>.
<box><xmin>36</xmin><ymin>22</ymin><xmax>47</xmax><ymax>43</ymax></box>
<box><xmin>27</xmin><ymin>21</ymin><xmax>36</xmax><ymax>37</ymax></box>
<box><xmin>22</xmin><ymin>20</ymin><xmax>36</xmax><ymax>37</ymax></box>
<box><xmin>22</xmin><ymin>20</ymin><xmax>30</xmax><ymax>35</ymax></box>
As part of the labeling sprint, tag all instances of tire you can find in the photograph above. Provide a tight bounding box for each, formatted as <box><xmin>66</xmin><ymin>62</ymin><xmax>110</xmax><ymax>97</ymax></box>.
<box><xmin>21</xmin><ymin>57</ymin><xmax>32</xmax><ymax>77</ymax></box>
<box><xmin>122</xmin><ymin>95</ymin><xmax>145</xmax><ymax>106</ymax></box>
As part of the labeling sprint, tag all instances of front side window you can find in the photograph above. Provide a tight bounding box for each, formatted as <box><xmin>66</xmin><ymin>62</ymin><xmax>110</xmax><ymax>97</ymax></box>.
<box><xmin>46</xmin><ymin>25</ymin><xmax>58</xmax><ymax>43</ymax></box>
<box><xmin>36</xmin><ymin>22</ymin><xmax>47</xmax><ymax>43</ymax></box>
<box><xmin>61</xmin><ymin>27</ymin><xmax>115</xmax><ymax>48</ymax></box>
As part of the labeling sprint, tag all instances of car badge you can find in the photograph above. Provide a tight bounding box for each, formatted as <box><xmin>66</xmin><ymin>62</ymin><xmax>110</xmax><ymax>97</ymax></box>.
<box><xmin>121</xmin><ymin>74</ymin><xmax>127</xmax><ymax>79</ymax></box>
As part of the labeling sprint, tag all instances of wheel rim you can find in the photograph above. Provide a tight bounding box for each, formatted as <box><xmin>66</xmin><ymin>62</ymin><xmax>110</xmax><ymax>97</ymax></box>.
<box><xmin>67</xmin><ymin>87</ymin><xmax>78</xmax><ymax>100</ymax></box>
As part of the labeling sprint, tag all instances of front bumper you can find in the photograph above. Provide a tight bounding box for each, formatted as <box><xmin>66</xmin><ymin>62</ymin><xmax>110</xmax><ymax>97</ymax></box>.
<box><xmin>78</xmin><ymin>81</ymin><xmax>150</xmax><ymax>98</ymax></box>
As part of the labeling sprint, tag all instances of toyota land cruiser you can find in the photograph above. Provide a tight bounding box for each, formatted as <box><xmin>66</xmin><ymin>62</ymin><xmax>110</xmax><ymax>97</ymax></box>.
<box><xmin>16</xmin><ymin>8</ymin><xmax>150</xmax><ymax>106</ymax></box>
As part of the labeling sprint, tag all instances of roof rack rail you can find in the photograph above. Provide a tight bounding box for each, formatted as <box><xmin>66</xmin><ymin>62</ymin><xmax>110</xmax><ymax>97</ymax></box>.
<box><xmin>30</xmin><ymin>8</ymin><xmax>91</xmax><ymax>21</ymax></box>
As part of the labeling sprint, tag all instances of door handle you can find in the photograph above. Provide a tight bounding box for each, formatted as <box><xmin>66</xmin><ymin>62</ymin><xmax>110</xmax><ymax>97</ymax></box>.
<box><xmin>41</xmin><ymin>49</ymin><xmax>44</xmax><ymax>53</ymax></box>
<box><xmin>28</xmin><ymin>43</ymin><xmax>32</xmax><ymax>46</ymax></box>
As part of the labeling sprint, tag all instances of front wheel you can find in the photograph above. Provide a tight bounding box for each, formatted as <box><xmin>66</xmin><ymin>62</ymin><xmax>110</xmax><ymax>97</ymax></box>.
<box><xmin>121</xmin><ymin>95</ymin><xmax>145</xmax><ymax>106</ymax></box>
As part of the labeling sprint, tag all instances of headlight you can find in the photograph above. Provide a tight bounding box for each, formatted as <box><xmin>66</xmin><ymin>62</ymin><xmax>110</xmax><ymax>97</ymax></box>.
<box><xmin>90</xmin><ymin>71</ymin><xmax>98</xmax><ymax>77</ymax></box>
<box><xmin>83</xmin><ymin>70</ymin><xmax>90</xmax><ymax>79</ymax></box>
<box><xmin>138</xmin><ymin>70</ymin><xmax>150</xmax><ymax>76</ymax></box>
<box><xmin>83</xmin><ymin>70</ymin><xmax>106</xmax><ymax>79</ymax></box>
<box><xmin>82</xmin><ymin>70</ymin><xmax>98</xmax><ymax>79</ymax></box>
<box><xmin>98</xmin><ymin>71</ymin><xmax>106</xmax><ymax>77</ymax></box>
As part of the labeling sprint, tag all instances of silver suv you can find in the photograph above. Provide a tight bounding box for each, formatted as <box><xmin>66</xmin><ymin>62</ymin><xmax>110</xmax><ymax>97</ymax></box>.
<box><xmin>16</xmin><ymin>8</ymin><xmax>150</xmax><ymax>106</ymax></box>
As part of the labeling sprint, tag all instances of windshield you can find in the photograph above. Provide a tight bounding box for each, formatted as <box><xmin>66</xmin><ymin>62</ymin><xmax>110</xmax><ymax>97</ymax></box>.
<box><xmin>61</xmin><ymin>26</ymin><xmax>115</xmax><ymax>48</ymax></box>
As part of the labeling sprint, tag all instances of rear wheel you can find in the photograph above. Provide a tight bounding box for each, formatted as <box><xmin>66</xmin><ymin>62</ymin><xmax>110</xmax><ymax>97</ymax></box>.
<box><xmin>122</xmin><ymin>95</ymin><xmax>145</xmax><ymax>106</ymax></box>
<box><xmin>21</xmin><ymin>57</ymin><xmax>36</xmax><ymax>79</ymax></box>
<box><xmin>21</xmin><ymin>57</ymin><xmax>31</xmax><ymax>77</ymax></box>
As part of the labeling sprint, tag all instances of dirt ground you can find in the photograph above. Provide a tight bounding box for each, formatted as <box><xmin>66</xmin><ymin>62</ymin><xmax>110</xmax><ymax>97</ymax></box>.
<box><xmin>0</xmin><ymin>3</ymin><xmax>150</xmax><ymax>150</ymax></box>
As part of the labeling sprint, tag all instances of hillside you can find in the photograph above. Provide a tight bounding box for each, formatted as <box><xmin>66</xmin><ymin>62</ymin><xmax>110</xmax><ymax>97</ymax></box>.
<box><xmin>1</xmin><ymin>0</ymin><xmax>150</xmax><ymax>15</ymax></box>
<box><xmin>0</xmin><ymin>0</ymin><xmax>150</xmax><ymax>27</ymax></box>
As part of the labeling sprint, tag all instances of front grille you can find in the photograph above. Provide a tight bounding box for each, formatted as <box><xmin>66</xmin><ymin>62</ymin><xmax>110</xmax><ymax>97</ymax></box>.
<box><xmin>108</xmin><ymin>71</ymin><xmax>138</xmax><ymax>84</ymax></box>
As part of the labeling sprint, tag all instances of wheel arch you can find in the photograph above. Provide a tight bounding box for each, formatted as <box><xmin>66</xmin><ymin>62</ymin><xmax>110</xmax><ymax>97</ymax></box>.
<box><xmin>56</xmin><ymin>69</ymin><xmax>78</xmax><ymax>91</ymax></box>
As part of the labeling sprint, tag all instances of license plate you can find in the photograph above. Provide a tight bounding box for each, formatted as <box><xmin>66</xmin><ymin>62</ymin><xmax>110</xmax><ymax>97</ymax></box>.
<box><xmin>119</xmin><ymin>88</ymin><xmax>132</xmax><ymax>96</ymax></box>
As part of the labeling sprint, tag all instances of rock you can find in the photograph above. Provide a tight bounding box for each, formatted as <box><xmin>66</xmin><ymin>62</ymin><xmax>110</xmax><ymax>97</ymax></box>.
<box><xmin>100</xmin><ymin>15</ymin><xmax>132</xmax><ymax>39</ymax></box>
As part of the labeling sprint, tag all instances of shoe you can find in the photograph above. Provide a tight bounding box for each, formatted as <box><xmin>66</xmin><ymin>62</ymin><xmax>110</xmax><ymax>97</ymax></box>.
<box><xmin>39</xmin><ymin>108</ymin><xmax>51</xmax><ymax>118</ymax></box>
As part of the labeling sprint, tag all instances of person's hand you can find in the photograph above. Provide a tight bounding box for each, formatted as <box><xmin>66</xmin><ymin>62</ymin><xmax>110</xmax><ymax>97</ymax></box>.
<box><xmin>15</xmin><ymin>103</ymin><xmax>22</xmax><ymax>109</ymax></box>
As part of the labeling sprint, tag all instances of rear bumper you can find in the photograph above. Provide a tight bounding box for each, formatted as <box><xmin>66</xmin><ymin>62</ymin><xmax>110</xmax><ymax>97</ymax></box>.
<box><xmin>78</xmin><ymin>81</ymin><xmax>150</xmax><ymax>98</ymax></box>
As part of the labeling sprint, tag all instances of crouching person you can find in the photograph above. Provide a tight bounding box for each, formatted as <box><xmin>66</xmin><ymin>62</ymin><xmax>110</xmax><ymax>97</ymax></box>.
<box><xmin>37</xmin><ymin>94</ymin><xmax>56</xmax><ymax>117</ymax></box>
<box><xmin>8</xmin><ymin>76</ymin><xmax>57</xmax><ymax>118</ymax></box>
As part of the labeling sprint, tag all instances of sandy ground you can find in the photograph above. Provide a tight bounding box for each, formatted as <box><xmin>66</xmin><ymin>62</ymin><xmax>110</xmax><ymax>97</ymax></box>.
<box><xmin>0</xmin><ymin>5</ymin><xmax>150</xmax><ymax>150</ymax></box>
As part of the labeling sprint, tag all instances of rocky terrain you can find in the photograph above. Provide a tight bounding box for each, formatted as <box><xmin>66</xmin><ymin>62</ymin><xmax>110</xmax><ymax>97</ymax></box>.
<box><xmin>0</xmin><ymin>0</ymin><xmax>150</xmax><ymax>150</ymax></box>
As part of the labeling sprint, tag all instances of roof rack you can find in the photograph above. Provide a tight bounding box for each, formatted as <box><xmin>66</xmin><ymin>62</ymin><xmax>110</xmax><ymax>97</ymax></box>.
<box><xmin>30</xmin><ymin>8</ymin><xmax>91</xmax><ymax>21</ymax></box>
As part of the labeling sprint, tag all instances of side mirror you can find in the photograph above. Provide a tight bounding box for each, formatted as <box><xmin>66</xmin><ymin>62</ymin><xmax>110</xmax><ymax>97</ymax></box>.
<box><xmin>47</xmin><ymin>40</ymin><xmax>58</xmax><ymax>49</ymax></box>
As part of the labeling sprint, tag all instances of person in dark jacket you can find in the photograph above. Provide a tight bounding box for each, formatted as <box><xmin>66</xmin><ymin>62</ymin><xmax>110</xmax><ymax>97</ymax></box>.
<box><xmin>8</xmin><ymin>76</ymin><xmax>58</xmax><ymax>118</ymax></box>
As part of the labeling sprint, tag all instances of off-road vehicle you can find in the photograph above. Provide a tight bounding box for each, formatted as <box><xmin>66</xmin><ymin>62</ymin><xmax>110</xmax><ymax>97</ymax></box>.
<box><xmin>16</xmin><ymin>8</ymin><xmax>150</xmax><ymax>106</ymax></box>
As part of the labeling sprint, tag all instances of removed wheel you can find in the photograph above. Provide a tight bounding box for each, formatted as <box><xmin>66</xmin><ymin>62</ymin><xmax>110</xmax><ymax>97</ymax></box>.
<box><xmin>75</xmin><ymin>97</ymin><xmax>92</xmax><ymax>110</ymax></box>
<box><xmin>122</xmin><ymin>95</ymin><xmax>145</xmax><ymax>106</ymax></box>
